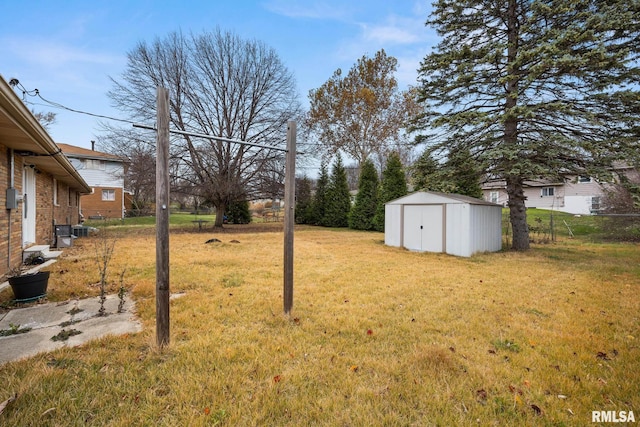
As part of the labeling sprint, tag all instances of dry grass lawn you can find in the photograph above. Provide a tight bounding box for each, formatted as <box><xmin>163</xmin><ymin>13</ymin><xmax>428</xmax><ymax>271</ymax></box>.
<box><xmin>1</xmin><ymin>224</ymin><xmax>639</xmax><ymax>426</ymax></box>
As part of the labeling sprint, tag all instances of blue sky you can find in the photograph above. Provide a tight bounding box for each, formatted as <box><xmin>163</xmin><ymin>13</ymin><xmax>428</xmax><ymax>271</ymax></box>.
<box><xmin>1</xmin><ymin>1</ymin><xmax>435</xmax><ymax>150</ymax></box>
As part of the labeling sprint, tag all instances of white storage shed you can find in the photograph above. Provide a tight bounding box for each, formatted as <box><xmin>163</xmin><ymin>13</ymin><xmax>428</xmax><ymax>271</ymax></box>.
<box><xmin>385</xmin><ymin>191</ymin><xmax>503</xmax><ymax>257</ymax></box>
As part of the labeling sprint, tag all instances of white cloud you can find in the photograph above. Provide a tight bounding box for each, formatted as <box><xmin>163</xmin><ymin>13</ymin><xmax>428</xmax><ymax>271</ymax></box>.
<box><xmin>361</xmin><ymin>23</ymin><xmax>419</xmax><ymax>45</ymax></box>
<box><xmin>359</xmin><ymin>15</ymin><xmax>423</xmax><ymax>45</ymax></box>
<box><xmin>395</xmin><ymin>50</ymin><xmax>428</xmax><ymax>88</ymax></box>
<box><xmin>2</xmin><ymin>37</ymin><xmax>118</xmax><ymax>68</ymax></box>
<box><xmin>262</xmin><ymin>0</ymin><xmax>351</xmax><ymax>20</ymax></box>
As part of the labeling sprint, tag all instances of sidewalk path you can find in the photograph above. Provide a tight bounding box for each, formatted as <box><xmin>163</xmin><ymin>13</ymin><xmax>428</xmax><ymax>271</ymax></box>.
<box><xmin>0</xmin><ymin>295</ymin><xmax>142</xmax><ymax>365</ymax></box>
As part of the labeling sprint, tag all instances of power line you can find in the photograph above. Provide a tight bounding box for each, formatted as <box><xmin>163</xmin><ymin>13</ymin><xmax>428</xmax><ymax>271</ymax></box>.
<box><xmin>9</xmin><ymin>79</ymin><xmax>136</xmax><ymax>125</ymax></box>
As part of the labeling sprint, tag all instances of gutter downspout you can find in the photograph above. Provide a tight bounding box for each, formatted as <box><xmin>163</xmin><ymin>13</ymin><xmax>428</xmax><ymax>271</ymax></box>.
<box><xmin>7</xmin><ymin>148</ymin><xmax>14</xmax><ymax>271</ymax></box>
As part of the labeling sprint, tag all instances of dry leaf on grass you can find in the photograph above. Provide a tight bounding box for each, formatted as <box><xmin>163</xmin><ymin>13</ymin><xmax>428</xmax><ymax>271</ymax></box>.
<box><xmin>0</xmin><ymin>393</ymin><xmax>17</xmax><ymax>415</ymax></box>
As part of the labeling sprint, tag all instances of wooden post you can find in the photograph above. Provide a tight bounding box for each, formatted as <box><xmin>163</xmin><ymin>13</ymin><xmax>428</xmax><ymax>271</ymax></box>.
<box><xmin>156</xmin><ymin>87</ymin><xmax>170</xmax><ymax>347</ymax></box>
<box><xmin>283</xmin><ymin>121</ymin><xmax>296</xmax><ymax>314</ymax></box>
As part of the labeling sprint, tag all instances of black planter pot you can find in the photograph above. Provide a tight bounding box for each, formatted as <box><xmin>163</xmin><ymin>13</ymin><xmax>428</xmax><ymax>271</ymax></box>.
<box><xmin>9</xmin><ymin>271</ymin><xmax>50</xmax><ymax>301</ymax></box>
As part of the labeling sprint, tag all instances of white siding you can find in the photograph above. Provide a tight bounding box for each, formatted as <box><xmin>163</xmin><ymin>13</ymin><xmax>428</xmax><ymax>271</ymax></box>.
<box><xmin>69</xmin><ymin>158</ymin><xmax>123</xmax><ymax>188</ymax></box>
<box><xmin>564</xmin><ymin>196</ymin><xmax>595</xmax><ymax>215</ymax></box>
<box><xmin>469</xmin><ymin>205</ymin><xmax>502</xmax><ymax>255</ymax></box>
<box><xmin>524</xmin><ymin>186</ymin><xmax>564</xmax><ymax>209</ymax></box>
<box><xmin>384</xmin><ymin>204</ymin><xmax>402</xmax><ymax>247</ymax></box>
<box><xmin>82</xmin><ymin>162</ymin><xmax>123</xmax><ymax>187</ymax></box>
<box><xmin>564</xmin><ymin>180</ymin><xmax>604</xmax><ymax>197</ymax></box>
<box><xmin>446</xmin><ymin>204</ymin><xmax>471</xmax><ymax>257</ymax></box>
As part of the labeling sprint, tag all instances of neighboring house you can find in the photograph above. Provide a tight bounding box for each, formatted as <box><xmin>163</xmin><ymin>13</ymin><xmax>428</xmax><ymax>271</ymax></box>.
<box><xmin>58</xmin><ymin>143</ymin><xmax>128</xmax><ymax>219</ymax></box>
<box><xmin>482</xmin><ymin>165</ymin><xmax>637</xmax><ymax>215</ymax></box>
<box><xmin>0</xmin><ymin>76</ymin><xmax>91</xmax><ymax>276</ymax></box>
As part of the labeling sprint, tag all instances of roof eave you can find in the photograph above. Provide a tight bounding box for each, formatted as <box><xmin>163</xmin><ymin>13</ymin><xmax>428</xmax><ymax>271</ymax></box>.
<box><xmin>0</xmin><ymin>76</ymin><xmax>91</xmax><ymax>193</ymax></box>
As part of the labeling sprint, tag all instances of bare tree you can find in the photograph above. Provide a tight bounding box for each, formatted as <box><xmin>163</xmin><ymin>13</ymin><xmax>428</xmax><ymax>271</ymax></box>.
<box><xmin>33</xmin><ymin>110</ymin><xmax>56</xmax><ymax>131</ymax></box>
<box><xmin>106</xmin><ymin>29</ymin><xmax>303</xmax><ymax>226</ymax></box>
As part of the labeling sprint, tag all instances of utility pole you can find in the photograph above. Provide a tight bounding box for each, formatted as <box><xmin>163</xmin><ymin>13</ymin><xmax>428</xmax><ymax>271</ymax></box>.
<box><xmin>283</xmin><ymin>121</ymin><xmax>296</xmax><ymax>314</ymax></box>
<box><xmin>156</xmin><ymin>87</ymin><xmax>170</xmax><ymax>347</ymax></box>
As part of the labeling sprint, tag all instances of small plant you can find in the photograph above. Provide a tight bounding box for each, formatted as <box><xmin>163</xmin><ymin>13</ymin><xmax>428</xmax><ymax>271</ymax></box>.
<box><xmin>24</xmin><ymin>251</ymin><xmax>46</xmax><ymax>266</ymax></box>
<box><xmin>0</xmin><ymin>323</ymin><xmax>31</xmax><ymax>337</ymax></box>
<box><xmin>221</xmin><ymin>273</ymin><xmax>243</xmax><ymax>288</ymax></box>
<box><xmin>59</xmin><ymin>319</ymin><xmax>81</xmax><ymax>328</ymax></box>
<box><xmin>67</xmin><ymin>307</ymin><xmax>83</xmax><ymax>316</ymax></box>
<box><xmin>117</xmin><ymin>269</ymin><xmax>127</xmax><ymax>314</ymax></box>
<box><xmin>51</xmin><ymin>329</ymin><xmax>82</xmax><ymax>342</ymax></box>
<box><xmin>94</xmin><ymin>228</ymin><xmax>117</xmax><ymax>316</ymax></box>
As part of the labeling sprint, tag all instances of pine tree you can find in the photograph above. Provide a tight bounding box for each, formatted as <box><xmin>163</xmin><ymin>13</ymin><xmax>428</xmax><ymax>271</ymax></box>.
<box><xmin>373</xmin><ymin>152</ymin><xmax>407</xmax><ymax>231</ymax></box>
<box><xmin>411</xmin><ymin>147</ymin><xmax>483</xmax><ymax>198</ymax></box>
<box><xmin>414</xmin><ymin>0</ymin><xmax>640</xmax><ymax>250</ymax></box>
<box><xmin>295</xmin><ymin>176</ymin><xmax>314</xmax><ymax>224</ymax></box>
<box><xmin>323</xmin><ymin>155</ymin><xmax>351</xmax><ymax>228</ymax></box>
<box><xmin>227</xmin><ymin>200</ymin><xmax>251</xmax><ymax>224</ymax></box>
<box><xmin>410</xmin><ymin>150</ymin><xmax>440</xmax><ymax>192</ymax></box>
<box><xmin>311</xmin><ymin>162</ymin><xmax>329</xmax><ymax>226</ymax></box>
<box><xmin>446</xmin><ymin>147</ymin><xmax>483</xmax><ymax>199</ymax></box>
<box><xmin>348</xmin><ymin>160</ymin><xmax>379</xmax><ymax>230</ymax></box>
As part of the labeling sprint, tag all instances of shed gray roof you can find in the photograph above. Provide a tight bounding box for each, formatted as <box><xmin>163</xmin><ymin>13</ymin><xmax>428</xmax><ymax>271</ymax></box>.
<box><xmin>386</xmin><ymin>191</ymin><xmax>502</xmax><ymax>207</ymax></box>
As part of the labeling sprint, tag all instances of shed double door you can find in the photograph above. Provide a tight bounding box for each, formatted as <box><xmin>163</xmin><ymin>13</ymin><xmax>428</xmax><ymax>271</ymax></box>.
<box><xmin>403</xmin><ymin>205</ymin><xmax>443</xmax><ymax>252</ymax></box>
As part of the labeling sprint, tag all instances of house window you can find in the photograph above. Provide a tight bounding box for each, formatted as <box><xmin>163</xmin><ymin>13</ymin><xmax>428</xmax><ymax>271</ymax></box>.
<box><xmin>578</xmin><ymin>176</ymin><xmax>592</xmax><ymax>183</ymax></box>
<box><xmin>85</xmin><ymin>159</ymin><xmax>105</xmax><ymax>170</ymax></box>
<box><xmin>541</xmin><ymin>187</ymin><xmax>555</xmax><ymax>197</ymax></box>
<box><xmin>591</xmin><ymin>196</ymin><xmax>601</xmax><ymax>212</ymax></box>
<box><xmin>102</xmin><ymin>189</ymin><xmax>116</xmax><ymax>201</ymax></box>
<box><xmin>490</xmin><ymin>191</ymin><xmax>499</xmax><ymax>204</ymax></box>
<box><xmin>53</xmin><ymin>178</ymin><xmax>58</xmax><ymax>206</ymax></box>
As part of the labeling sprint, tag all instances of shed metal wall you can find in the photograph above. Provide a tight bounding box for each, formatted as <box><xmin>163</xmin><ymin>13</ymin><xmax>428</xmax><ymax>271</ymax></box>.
<box><xmin>384</xmin><ymin>204</ymin><xmax>403</xmax><ymax>247</ymax></box>
<box><xmin>445</xmin><ymin>203</ymin><xmax>471</xmax><ymax>257</ymax></box>
<box><xmin>469</xmin><ymin>205</ymin><xmax>502</xmax><ymax>255</ymax></box>
<box><xmin>384</xmin><ymin>191</ymin><xmax>503</xmax><ymax>257</ymax></box>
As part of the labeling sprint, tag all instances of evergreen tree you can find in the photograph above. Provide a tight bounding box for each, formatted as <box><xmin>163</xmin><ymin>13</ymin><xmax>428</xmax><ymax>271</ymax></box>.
<box><xmin>311</xmin><ymin>162</ymin><xmax>329</xmax><ymax>226</ymax></box>
<box><xmin>412</xmin><ymin>147</ymin><xmax>484</xmax><ymax>198</ymax></box>
<box><xmin>373</xmin><ymin>152</ymin><xmax>407</xmax><ymax>231</ymax></box>
<box><xmin>323</xmin><ymin>155</ymin><xmax>351</xmax><ymax>227</ymax></box>
<box><xmin>295</xmin><ymin>176</ymin><xmax>314</xmax><ymax>224</ymax></box>
<box><xmin>410</xmin><ymin>150</ymin><xmax>441</xmax><ymax>192</ymax></box>
<box><xmin>446</xmin><ymin>147</ymin><xmax>483</xmax><ymax>199</ymax></box>
<box><xmin>227</xmin><ymin>200</ymin><xmax>251</xmax><ymax>224</ymax></box>
<box><xmin>348</xmin><ymin>160</ymin><xmax>379</xmax><ymax>230</ymax></box>
<box><xmin>414</xmin><ymin>0</ymin><xmax>640</xmax><ymax>250</ymax></box>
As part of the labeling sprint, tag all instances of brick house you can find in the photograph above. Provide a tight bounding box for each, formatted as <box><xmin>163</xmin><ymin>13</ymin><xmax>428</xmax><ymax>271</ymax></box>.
<box><xmin>0</xmin><ymin>76</ymin><xmax>91</xmax><ymax>276</ymax></box>
<box><xmin>57</xmin><ymin>143</ymin><xmax>128</xmax><ymax>219</ymax></box>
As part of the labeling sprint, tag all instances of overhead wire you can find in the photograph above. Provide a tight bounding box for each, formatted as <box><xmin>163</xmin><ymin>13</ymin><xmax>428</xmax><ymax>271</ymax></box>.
<box><xmin>10</xmin><ymin>79</ymin><xmax>136</xmax><ymax>125</ymax></box>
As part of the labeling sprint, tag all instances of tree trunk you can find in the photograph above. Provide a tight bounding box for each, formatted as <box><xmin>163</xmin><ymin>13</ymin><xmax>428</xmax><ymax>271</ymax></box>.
<box><xmin>506</xmin><ymin>176</ymin><xmax>530</xmax><ymax>251</ymax></box>
<box><xmin>504</xmin><ymin>0</ymin><xmax>529</xmax><ymax>251</ymax></box>
<box><xmin>214</xmin><ymin>202</ymin><xmax>226</xmax><ymax>227</ymax></box>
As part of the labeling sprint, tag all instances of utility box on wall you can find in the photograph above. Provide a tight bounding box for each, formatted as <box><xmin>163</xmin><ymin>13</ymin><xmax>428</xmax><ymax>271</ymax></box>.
<box><xmin>6</xmin><ymin>187</ymin><xmax>18</xmax><ymax>209</ymax></box>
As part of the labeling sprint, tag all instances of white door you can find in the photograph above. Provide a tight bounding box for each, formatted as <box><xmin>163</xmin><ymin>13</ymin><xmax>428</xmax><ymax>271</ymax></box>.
<box><xmin>22</xmin><ymin>166</ymin><xmax>36</xmax><ymax>246</ymax></box>
<box><xmin>403</xmin><ymin>205</ymin><xmax>443</xmax><ymax>252</ymax></box>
